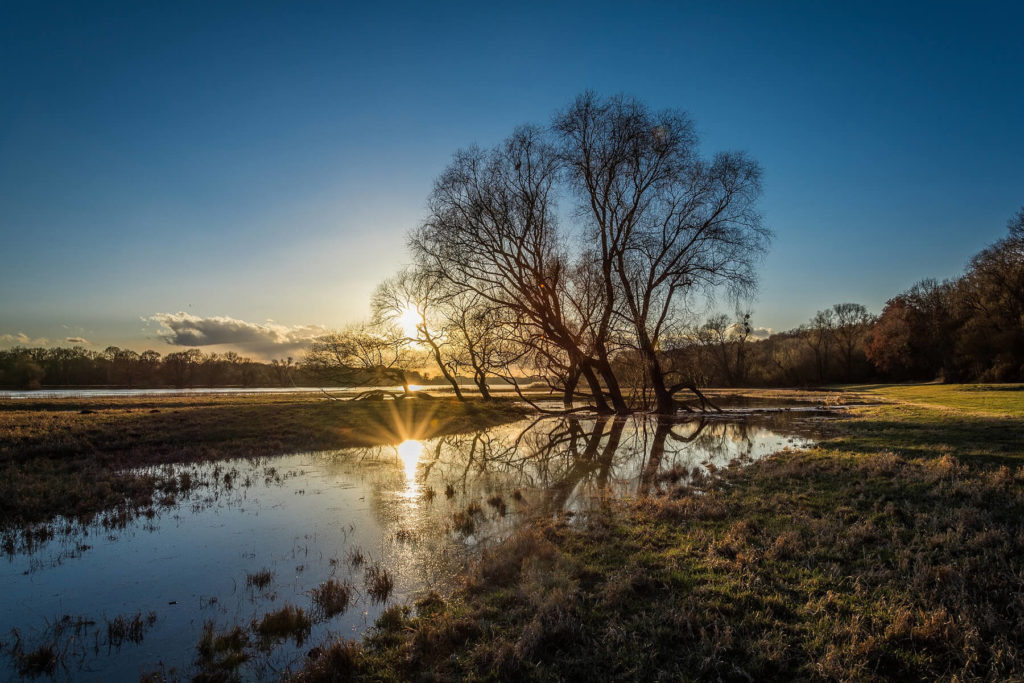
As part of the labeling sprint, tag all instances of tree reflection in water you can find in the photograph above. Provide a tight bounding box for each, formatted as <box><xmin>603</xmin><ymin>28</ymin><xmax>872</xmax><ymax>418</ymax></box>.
<box><xmin>354</xmin><ymin>414</ymin><xmax>810</xmax><ymax>536</ymax></box>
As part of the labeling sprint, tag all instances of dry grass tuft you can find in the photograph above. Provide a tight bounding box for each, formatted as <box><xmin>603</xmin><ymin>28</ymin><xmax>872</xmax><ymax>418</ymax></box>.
<box><xmin>364</xmin><ymin>563</ymin><xmax>395</xmax><ymax>604</ymax></box>
<box><xmin>253</xmin><ymin>604</ymin><xmax>312</xmax><ymax>646</ymax></box>
<box><xmin>245</xmin><ymin>568</ymin><xmax>274</xmax><ymax>590</ymax></box>
<box><xmin>311</xmin><ymin>579</ymin><xmax>352</xmax><ymax>619</ymax></box>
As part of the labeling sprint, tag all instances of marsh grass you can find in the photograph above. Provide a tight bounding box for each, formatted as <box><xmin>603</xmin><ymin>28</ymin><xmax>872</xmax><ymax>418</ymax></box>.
<box><xmin>2</xmin><ymin>612</ymin><xmax>155</xmax><ymax>679</ymax></box>
<box><xmin>1</xmin><ymin>635</ymin><xmax>59</xmax><ymax>680</ymax></box>
<box><xmin>347</xmin><ymin>546</ymin><xmax>365</xmax><ymax>568</ymax></box>
<box><xmin>298</xmin><ymin>389</ymin><xmax>1024</xmax><ymax>681</ymax></box>
<box><xmin>245</xmin><ymin>568</ymin><xmax>274</xmax><ymax>591</ymax></box>
<box><xmin>452</xmin><ymin>500</ymin><xmax>484</xmax><ymax>536</ymax></box>
<box><xmin>311</xmin><ymin>579</ymin><xmax>352</xmax><ymax>619</ymax></box>
<box><xmin>253</xmin><ymin>605</ymin><xmax>312</xmax><ymax>646</ymax></box>
<box><xmin>292</xmin><ymin>639</ymin><xmax>362</xmax><ymax>681</ymax></box>
<box><xmin>364</xmin><ymin>564</ymin><xmax>395</xmax><ymax>604</ymax></box>
<box><xmin>195</xmin><ymin>620</ymin><xmax>249</xmax><ymax>677</ymax></box>
<box><xmin>486</xmin><ymin>494</ymin><xmax>507</xmax><ymax>516</ymax></box>
<box><xmin>105</xmin><ymin>611</ymin><xmax>157</xmax><ymax>648</ymax></box>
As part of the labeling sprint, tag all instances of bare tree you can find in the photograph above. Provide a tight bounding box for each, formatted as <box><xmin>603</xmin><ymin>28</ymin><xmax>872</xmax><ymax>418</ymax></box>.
<box><xmin>555</xmin><ymin>92</ymin><xmax>769</xmax><ymax>413</ymax></box>
<box><xmin>373</xmin><ymin>268</ymin><xmax>464</xmax><ymax>399</ymax></box>
<box><xmin>696</xmin><ymin>312</ymin><xmax>753</xmax><ymax>386</ymax></box>
<box><xmin>411</xmin><ymin>126</ymin><xmax>621</xmax><ymax>413</ymax></box>
<box><xmin>831</xmin><ymin>303</ymin><xmax>873</xmax><ymax>381</ymax></box>
<box><xmin>443</xmin><ymin>290</ymin><xmax>522</xmax><ymax>400</ymax></box>
<box><xmin>407</xmin><ymin>93</ymin><xmax>768</xmax><ymax>414</ymax></box>
<box><xmin>802</xmin><ymin>308</ymin><xmax>836</xmax><ymax>383</ymax></box>
<box><xmin>305</xmin><ymin>322</ymin><xmax>419</xmax><ymax>399</ymax></box>
<box><xmin>270</xmin><ymin>357</ymin><xmax>297</xmax><ymax>387</ymax></box>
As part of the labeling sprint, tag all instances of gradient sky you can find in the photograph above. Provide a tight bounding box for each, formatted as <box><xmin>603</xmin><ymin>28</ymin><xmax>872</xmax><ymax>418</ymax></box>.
<box><xmin>1</xmin><ymin>1</ymin><xmax>1022</xmax><ymax>357</ymax></box>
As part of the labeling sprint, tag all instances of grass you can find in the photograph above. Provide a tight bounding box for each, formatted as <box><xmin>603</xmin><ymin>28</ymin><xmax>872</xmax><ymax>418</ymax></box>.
<box><xmin>364</xmin><ymin>563</ymin><xmax>395</xmax><ymax>604</ymax></box>
<box><xmin>296</xmin><ymin>384</ymin><xmax>1024</xmax><ymax>680</ymax></box>
<box><xmin>245</xmin><ymin>568</ymin><xmax>275</xmax><ymax>591</ymax></box>
<box><xmin>311</xmin><ymin>578</ymin><xmax>353</xmax><ymax>619</ymax></box>
<box><xmin>849</xmin><ymin>382</ymin><xmax>1024</xmax><ymax>418</ymax></box>
<box><xmin>105</xmin><ymin>611</ymin><xmax>157</xmax><ymax>648</ymax></box>
<box><xmin>195</xmin><ymin>621</ymin><xmax>249</xmax><ymax>678</ymax></box>
<box><xmin>0</xmin><ymin>394</ymin><xmax>528</xmax><ymax>529</ymax></box>
<box><xmin>253</xmin><ymin>604</ymin><xmax>312</xmax><ymax>646</ymax></box>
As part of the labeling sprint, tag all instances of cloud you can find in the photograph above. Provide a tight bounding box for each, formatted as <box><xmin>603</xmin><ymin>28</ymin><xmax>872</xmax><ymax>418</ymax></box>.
<box><xmin>0</xmin><ymin>332</ymin><xmax>49</xmax><ymax>347</ymax></box>
<box><xmin>725</xmin><ymin>323</ymin><xmax>774</xmax><ymax>340</ymax></box>
<box><xmin>65</xmin><ymin>337</ymin><xmax>90</xmax><ymax>345</ymax></box>
<box><xmin>148</xmin><ymin>312</ymin><xmax>326</xmax><ymax>358</ymax></box>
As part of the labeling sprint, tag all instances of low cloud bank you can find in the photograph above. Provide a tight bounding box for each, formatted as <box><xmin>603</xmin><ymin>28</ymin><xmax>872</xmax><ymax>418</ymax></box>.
<box><xmin>148</xmin><ymin>312</ymin><xmax>325</xmax><ymax>358</ymax></box>
<box><xmin>0</xmin><ymin>332</ymin><xmax>49</xmax><ymax>347</ymax></box>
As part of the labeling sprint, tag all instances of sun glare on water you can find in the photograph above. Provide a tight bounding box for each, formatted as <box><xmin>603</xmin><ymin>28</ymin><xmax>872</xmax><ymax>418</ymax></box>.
<box><xmin>397</xmin><ymin>439</ymin><xmax>424</xmax><ymax>482</ymax></box>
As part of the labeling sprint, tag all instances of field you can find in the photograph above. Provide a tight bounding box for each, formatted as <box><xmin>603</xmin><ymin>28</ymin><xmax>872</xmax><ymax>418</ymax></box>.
<box><xmin>299</xmin><ymin>384</ymin><xmax>1024</xmax><ymax>681</ymax></box>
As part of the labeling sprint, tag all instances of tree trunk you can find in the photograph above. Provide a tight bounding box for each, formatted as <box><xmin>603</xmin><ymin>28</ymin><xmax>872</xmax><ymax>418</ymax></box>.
<box><xmin>425</xmin><ymin>336</ymin><xmax>463</xmax><ymax>400</ymax></box>
<box><xmin>474</xmin><ymin>369</ymin><xmax>491</xmax><ymax>400</ymax></box>
<box><xmin>635</xmin><ymin>329</ymin><xmax>674</xmax><ymax>414</ymax></box>
<box><xmin>594</xmin><ymin>354</ymin><xmax>630</xmax><ymax>415</ymax></box>
<box><xmin>579</xmin><ymin>363</ymin><xmax>612</xmax><ymax>414</ymax></box>
<box><xmin>562</xmin><ymin>364</ymin><xmax>581</xmax><ymax>407</ymax></box>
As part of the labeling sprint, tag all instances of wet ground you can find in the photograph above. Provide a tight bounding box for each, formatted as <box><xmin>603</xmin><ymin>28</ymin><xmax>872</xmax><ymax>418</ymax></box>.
<box><xmin>0</xmin><ymin>412</ymin><xmax>819</xmax><ymax>680</ymax></box>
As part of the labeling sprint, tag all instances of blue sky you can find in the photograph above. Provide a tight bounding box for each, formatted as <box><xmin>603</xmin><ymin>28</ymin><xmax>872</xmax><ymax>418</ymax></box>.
<box><xmin>1</xmin><ymin>1</ymin><xmax>1022</xmax><ymax>356</ymax></box>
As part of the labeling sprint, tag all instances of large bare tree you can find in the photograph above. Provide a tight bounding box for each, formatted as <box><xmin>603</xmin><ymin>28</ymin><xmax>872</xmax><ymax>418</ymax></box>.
<box><xmin>406</xmin><ymin>93</ymin><xmax>768</xmax><ymax>414</ymax></box>
<box><xmin>411</xmin><ymin>126</ymin><xmax>623</xmax><ymax>413</ymax></box>
<box><xmin>555</xmin><ymin>92</ymin><xmax>769</xmax><ymax>413</ymax></box>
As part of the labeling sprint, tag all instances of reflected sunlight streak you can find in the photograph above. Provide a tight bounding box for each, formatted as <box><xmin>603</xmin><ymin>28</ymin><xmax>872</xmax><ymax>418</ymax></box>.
<box><xmin>396</xmin><ymin>439</ymin><xmax>424</xmax><ymax>485</ymax></box>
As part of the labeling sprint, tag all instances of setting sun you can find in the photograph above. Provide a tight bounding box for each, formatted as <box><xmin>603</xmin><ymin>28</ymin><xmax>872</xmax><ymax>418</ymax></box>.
<box><xmin>397</xmin><ymin>306</ymin><xmax>421</xmax><ymax>339</ymax></box>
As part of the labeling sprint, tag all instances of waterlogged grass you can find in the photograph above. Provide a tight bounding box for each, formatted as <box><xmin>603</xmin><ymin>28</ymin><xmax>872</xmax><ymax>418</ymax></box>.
<box><xmin>295</xmin><ymin>387</ymin><xmax>1024</xmax><ymax>681</ymax></box>
<box><xmin>364</xmin><ymin>564</ymin><xmax>396</xmax><ymax>604</ymax></box>
<box><xmin>254</xmin><ymin>605</ymin><xmax>312</xmax><ymax>647</ymax></box>
<box><xmin>311</xmin><ymin>579</ymin><xmax>353</xmax><ymax>619</ymax></box>
<box><xmin>194</xmin><ymin>621</ymin><xmax>250</xmax><ymax>679</ymax></box>
<box><xmin>0</xmin><ymin>395</ymin><xmax>528</xmax><ymax>528</ymax></box>
<box><xmin>1</xmin><ymin>611</ymin><xmax>158</xmax><ymax>679</ymax></box>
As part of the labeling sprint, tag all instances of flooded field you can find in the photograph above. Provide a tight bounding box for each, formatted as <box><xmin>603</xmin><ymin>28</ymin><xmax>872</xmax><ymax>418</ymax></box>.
<box><xmin>1</xmin><ymin>413</ymin><xmax>815</xmax><ymax>680</ymax></box>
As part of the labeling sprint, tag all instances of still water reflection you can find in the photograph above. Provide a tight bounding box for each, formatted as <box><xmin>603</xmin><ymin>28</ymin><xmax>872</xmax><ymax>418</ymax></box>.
<box><xmin>0</xmin><ymin>414</ymin><xmax>813</xmax><ymax>680</ymax></box>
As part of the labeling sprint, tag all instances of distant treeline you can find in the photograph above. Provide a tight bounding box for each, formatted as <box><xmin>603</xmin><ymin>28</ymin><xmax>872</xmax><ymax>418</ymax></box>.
<box><xmin>671</xmin><ymin>207</ymin><xmax>1024</xmax><ymax>386</ymax></box>
<box><xmin>0</xmin><ymin>348</ymin><xmax>433</xmax><ymax>390</ymax></box>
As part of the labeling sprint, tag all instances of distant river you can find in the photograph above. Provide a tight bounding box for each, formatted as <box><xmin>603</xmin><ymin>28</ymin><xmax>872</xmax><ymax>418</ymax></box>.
<box><xmin>0</xmin><ymin>385</ymin><xmax>520</xmax><ymax>400</ymax></box>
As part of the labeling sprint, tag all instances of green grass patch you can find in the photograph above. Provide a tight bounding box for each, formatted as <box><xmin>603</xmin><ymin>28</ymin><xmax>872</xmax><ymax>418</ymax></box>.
<box><xmin>849</xmin><ymin>382</ymin><xmax>1024</xmax><ymax>418</ymax></box>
